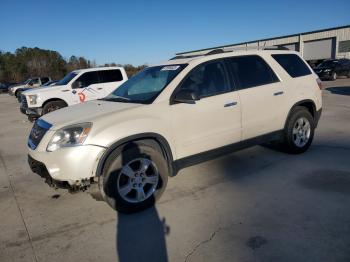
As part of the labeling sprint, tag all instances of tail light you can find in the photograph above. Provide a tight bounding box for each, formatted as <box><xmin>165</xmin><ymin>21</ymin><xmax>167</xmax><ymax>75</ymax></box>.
<box><xmin>316</xmin><ymin>78</ymin><xmax>322</xmax><ymax>89</ymax></box>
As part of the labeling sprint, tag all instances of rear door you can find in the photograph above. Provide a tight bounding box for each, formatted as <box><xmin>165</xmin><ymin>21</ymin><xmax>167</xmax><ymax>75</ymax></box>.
<box><xmin>226</xmin><ymin>55</ymin><xmax>285</xmax><ymax>140</ymax></box>
<box><xmin>98</xmin><ymin>69</ymin><xmax>125</xmax><ymax>97</ymax></box>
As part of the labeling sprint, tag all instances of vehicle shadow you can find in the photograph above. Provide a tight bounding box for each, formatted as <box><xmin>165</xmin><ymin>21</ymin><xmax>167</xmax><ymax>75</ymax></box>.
<box><xmin>116</xmin><ymin>208</ymin><xmax>169</xmax><ymax>262</ymax></box>
<box><xmin>326</xmin><ymin>86</ymin><xmax>350</xmax><ymax>96</ymax></box>
<box><xmin>112</xmin><ymin>142</ymin><xmax>169</xmax><ymax>262</ymax></box>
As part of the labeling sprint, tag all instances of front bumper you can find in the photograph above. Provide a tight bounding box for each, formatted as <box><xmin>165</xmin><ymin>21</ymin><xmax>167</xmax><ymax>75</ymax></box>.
<box><xmin>28</xmin><ymin>145</ymin><xmax>106</xmax><ymax>186</ymax></box>
<box><xmin>315</xmin><ymin>71</ymin><xmax>332</xmax><ymax>80</ymax></box>
<box><xmin>20</xmin><ymin>106</ymin><xmax>42</xmax><ymax>117</ymax></box>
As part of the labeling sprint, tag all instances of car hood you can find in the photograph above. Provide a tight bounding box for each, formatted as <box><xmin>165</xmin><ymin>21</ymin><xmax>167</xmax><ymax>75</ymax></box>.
<box><xmin>40</xmin><ymin>100</ymin><xmax>143</xmax><ymax>130</ymax></box>
<box><xmin>316</xmin><ymin>66</ymin><xmax>335</xmax><ymax>70</ymax></box>
<box><xmin>11</xmin><ymin>84</ymin><xmax>26</xmax><ymax>90</ymax></box>
<box><xmin>23</xmin><ymin>85</ymin><xmax>66</xmax><ymax>95</ymax></box>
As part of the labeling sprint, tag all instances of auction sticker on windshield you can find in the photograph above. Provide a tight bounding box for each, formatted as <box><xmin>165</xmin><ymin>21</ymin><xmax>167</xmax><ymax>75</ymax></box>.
<box><xmin>161</xmin><ymin>65</ymin><xmax>180</xmax><ymax>71</ymax></box>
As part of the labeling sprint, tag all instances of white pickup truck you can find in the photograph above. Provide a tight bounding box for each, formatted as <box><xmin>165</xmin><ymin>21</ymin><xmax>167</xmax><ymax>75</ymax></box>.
<box><xmin>9</xmin><ymin>77</ymin><xmax>51</xmax><ymax>97</ymax></box>
<box><xmin>21</xmin><ymin>67</ymin><xmax>127</xmax><ymax>119</ymax></box>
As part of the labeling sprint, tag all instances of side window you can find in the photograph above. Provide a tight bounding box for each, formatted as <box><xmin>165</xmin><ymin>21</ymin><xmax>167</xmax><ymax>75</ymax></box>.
<box><xmin>41</xmin><ymin>77</ymin><xmax>49</xmax><ymax>84</ymax></box>
<box><xmin>226</xmin><ymin>55</ymin><xmax>279</xmax><ymax>90</ymax></box>
<box><xmin>99</xmin><ymin>69</ymin><xmax>123</xmax><ymax>83</ymax></box>
<box><xmin>30</xmin><ymin>78</ymin><xmax>40</xmax><ymax>85</ymax></box>
<box><xmin>272</xmin><ymin>54</ymin><xmax>312</xmax><ymax>78</ymax></box>
<box><xmin>179</xmin><ymin>60</ymin><xmax>230</xmax><ymax>98</ymax></box>
<box><xmin>73</xmin><ymin>71</ymin><xmax>100</xmax><ymax>88</ymax></box>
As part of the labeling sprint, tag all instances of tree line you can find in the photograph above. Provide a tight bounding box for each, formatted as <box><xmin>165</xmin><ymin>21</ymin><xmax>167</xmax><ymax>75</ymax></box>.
<box><xmin>0</xmin><ymin>47</ymin><xmax>147</xmax><ymax>83</ymax></box>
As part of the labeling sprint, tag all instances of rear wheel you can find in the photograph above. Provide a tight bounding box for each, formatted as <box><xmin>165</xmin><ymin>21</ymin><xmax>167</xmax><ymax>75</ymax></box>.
<box><xmin>279</xmin><ymin>107</ymin><xmax>315</xmax><ymax>154</ymax></box>
<box><xmin>99</xmin><ymin>142</ymin><xmax>168</xmax><ymax>213</ymax></box>
<box><xmin>331</xmin><ymin>72</ymin><xmax>337</xmax><ymax>81</ymax></box>
<box><xmin>42</xmin><ymin>101</ymin><xmax>67</xmax><ymax>115</ymax></box>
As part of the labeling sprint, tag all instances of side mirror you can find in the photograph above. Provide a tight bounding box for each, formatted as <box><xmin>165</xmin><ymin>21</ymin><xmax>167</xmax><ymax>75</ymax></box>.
<box><xmin>28</xmin><ymin>82</ymin><xmax>33</xmax><ymax>86</ymax></box>
<box><xmin>72</xmin><ymin>81</ymin><xmax>84</xmax><ymax>89</ymax></box>
<box><xmin>173</xmin><ymin>89</ymin><xmax>199</xmax><ymax>104</ymax></box>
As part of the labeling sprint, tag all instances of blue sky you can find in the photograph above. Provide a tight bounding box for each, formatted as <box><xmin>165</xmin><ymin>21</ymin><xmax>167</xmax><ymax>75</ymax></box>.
<box><xmin>1</xmin><ymin>0</ymin><xmax>349</xmax><ymax>65</ymax></box>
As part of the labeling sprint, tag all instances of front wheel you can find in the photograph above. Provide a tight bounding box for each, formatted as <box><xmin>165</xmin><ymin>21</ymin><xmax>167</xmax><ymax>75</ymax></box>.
<box><xmin>42</xmin><ymin>101</ymin><xmax>66</xmax><ymax>115</ymax></box>
<box><xmin>280</xmin><ymin>107</ymin><xmax>315</xmax><ymax>154</ymax></box>
<box><xmin>99</xmin><ymin>142</ymin><xmax>168</xmax><ymax>213</ymax></box>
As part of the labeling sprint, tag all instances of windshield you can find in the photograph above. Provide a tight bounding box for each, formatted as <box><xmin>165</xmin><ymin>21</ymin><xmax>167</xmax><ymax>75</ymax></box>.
<box><xmin>103</xmin><ymin>64</ymin><xmax>187</xmax><ymax>104</ymax></box>
<box><xmin>317</xmin><ymin>60</ymin><xmax>339</xmax><ymax>68</ymax></box>
<box><xmin>56</xmin><ymin>72</ymin><xmax>78</xmax><ymax>86</ymax></box>
<box><xmin>23</xmin><ymin>79</ymin><xmax>31</xmax><ymax>84</ymax></box>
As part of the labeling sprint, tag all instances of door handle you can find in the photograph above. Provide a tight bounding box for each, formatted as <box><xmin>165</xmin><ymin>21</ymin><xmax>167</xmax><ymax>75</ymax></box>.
<box><xmin>97</xmin><ymin>87</ymin><xmax>103</xmax><ymax>90</ymax></box>
<box><xmin>274</xmin><ymin>91</ymin><xmax>284</xmax><ymax>96</ymax></box>
<box><xmin>224</xmin><ymin>101</ymin><xmax>237</xmax><ymax>107</ymax></box>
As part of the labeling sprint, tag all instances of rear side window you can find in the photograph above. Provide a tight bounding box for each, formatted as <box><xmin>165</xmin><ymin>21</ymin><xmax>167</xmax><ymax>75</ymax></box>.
<box><xmin>99</xmin><ymin>69</ymin><xmax>123</xmax><ymax>83</ymax></box>
<box><xmin>272</xmin><ymin>54</ymin><xmax>311</xmax><ymax>78</ymax></box>
<box><xmin>226</xmin><ymin>55</ymin><xmax>279</xmax><ymax>90</ymax></box>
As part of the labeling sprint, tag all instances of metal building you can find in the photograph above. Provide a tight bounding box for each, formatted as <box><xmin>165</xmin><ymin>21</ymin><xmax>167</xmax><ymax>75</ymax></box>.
<box><xmin>176</xmin><ymin>25</ymin><xmax>350</xmax><ymax>65</ymax></box>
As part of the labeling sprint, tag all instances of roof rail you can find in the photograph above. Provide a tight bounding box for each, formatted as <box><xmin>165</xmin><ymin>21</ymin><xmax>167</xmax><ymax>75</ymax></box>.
<box><xmin>205</xmin><ymin>49</ymin><xmax>225</xmax><ymax>55</ymax></box>
<box><xmin>170</xmin><ymin>46</ymin><xmax>289</xmax><ymax>60</ymax></box>
<box><xmin>169</xmin><ymin>54</ymin><xmax>202</xmax><ymax>60</ymax></box>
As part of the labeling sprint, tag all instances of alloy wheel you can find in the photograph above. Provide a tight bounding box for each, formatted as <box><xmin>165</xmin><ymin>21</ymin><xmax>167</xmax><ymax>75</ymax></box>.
<box><xmin>292</xmin><ymin>117</ymin><xmax>311</xmax><ymax>147</ymax></box>
<box><xmin>117</xmin><ymin>158</ymin><xmax>159</xmax><ymax>203</ymax></box>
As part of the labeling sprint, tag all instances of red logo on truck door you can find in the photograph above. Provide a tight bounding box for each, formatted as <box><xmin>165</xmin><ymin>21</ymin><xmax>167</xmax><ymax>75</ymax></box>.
<box><xmin>78</xmin><ymin>92</ymin><xmax>86</xmax><ymax>102</ymax></box>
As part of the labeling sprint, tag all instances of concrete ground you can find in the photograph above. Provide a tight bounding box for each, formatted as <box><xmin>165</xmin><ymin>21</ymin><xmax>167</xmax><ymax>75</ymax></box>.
<box><xmin>0</xmin><ymin>79</ymin><xmax>350</xmax><ymax>262</ymax></box>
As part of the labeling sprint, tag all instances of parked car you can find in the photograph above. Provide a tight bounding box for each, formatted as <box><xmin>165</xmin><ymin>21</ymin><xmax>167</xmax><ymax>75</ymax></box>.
<box><xmin>9</xmin><ymin>77</ymin><xmax>51</xmax><ymax>97</ymax></box>
<box><xmin>0</xmin><ymin>83</ymin><xmax>9</xmax><ymax>93</ymax></box>
<box><xmin>314</xmin><ymin>58</ymin><xmax>350</xmax><ymax>80</ymax></box>
<box><xmin>0</xmin><ymin>82</ymin><xmax>17</xmax><ymax>93</ymax></box>
<box><xmin>17</xmin><ymin>80</ymin><xmax>58</xmax><ymax>102</ymax></box>
<box><xmin>27</xmin><ymin>50</ymin><xmax>322</xmax><ymax>213</ymax></box>
<box><xmin>21</xmin><ymin>67</ymin><xmax>127</xmax><ymax>120</ymax></box>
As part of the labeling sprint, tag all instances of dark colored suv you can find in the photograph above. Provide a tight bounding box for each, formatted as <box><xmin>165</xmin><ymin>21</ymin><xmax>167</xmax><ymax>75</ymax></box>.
<box><xmin>314</xmin><ymin>58</ymin><xmax>350</xmax><ymax>81</ymax></box>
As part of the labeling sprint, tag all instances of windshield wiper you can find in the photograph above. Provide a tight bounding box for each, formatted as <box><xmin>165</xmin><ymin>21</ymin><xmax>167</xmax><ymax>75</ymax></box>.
<box><xmin>101</xmin><ymin>96</ymin><xmax>131</xmax><ymax>102</ymax></box>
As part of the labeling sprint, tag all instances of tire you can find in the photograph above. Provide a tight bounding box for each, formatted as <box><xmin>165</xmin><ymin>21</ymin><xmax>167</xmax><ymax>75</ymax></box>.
<box><xmin>42</xmin><ymin>101</ymin><xmax>66</xmax><ymax>115</ymax></box>
<box><xmin>331</xmin><ymin>72</ymin><xmax>337</xmax><ymax>81</ymax></box>
<box><xmin>28</xmin><ymin>115</ymin><xmax>38</xmax><ymax>123</ymax></box>
<box><xmin>280</xmin><ymin>106</ymin><xmax>315</xmax><ymax>154</ymax></box>
<box><xmin>99</xmin><ymin>141</ymin><xmax>168</xmax><ymax>213</ymax></box>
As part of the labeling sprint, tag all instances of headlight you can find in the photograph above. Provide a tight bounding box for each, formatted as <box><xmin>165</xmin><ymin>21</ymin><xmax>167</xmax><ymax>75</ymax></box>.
<box><xmin>323</xmin><ymin>69</ymin><xmax>331</xmax><ymax>72</ymax></box>
<box><xmin>28</xmin><ymin>95</ymin><xmax>38</xmax><ymax>105</ymax></box>
<box><xmin>47</xmin><ymin>123</ymin><xmax>92</xmax><ymax>152</ymax></box>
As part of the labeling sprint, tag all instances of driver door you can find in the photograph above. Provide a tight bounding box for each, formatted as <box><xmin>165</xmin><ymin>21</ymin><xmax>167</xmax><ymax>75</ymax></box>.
<box><xmin>170</xmin><ymin>59</ymin><xmax>242</xmax><ymax>159</ymax></box>
<box><xmin>71</xmin><ymin>71</ymin><xmax>103</xmax><ymax>103</ymax></box>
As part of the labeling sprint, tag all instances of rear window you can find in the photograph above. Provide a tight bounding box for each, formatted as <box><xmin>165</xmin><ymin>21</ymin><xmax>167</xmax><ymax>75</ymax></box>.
<box><xmin>272</xmin><ymin>54</ymin><xmax>311</xmax><ymax>78</ymax></box>
<box><xmin>99</xmin><ymin>69</ymin><xmax>123</xmax><ymax>83</ymax></box>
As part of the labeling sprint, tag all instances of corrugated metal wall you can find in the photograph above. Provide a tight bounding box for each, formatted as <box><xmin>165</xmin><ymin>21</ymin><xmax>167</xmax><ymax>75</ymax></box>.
<box><xmin>178</xmin><ymin>26</ymin><xmax>350</xmax><ymax>60</ymax></box>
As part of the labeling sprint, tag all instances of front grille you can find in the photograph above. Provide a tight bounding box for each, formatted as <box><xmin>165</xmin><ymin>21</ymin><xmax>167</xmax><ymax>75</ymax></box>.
<box><xmin>28</xmin><ymin>119</ymin><xmax>52</xmax><ymax>150</ymax></box>
<box><xmin>21</xmin><ymin>95</ymin><xmax>28</xmax><ymax>109</ymax></box>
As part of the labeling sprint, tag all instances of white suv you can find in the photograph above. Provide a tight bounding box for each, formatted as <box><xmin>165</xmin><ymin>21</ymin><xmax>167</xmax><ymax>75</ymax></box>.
<box><xmin>20</xmin><ymin>67</ymin><xmax>127</xmax><ymax>119</ymax></box>
<box><xmin>27</xmin><ymin>49</ymin><xmax>322</xmax><ymax>213</ymax></box>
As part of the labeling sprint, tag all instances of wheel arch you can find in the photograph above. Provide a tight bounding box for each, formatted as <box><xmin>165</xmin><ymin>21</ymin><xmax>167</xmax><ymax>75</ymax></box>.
<box><xmin>285</xmin><ymin>99</ymin><xmax>316</xmax><ymax>127</ymax></box>
<box><xmin>42</xmin><ymin>98</ymin><xmax>68</xmax><ymax>108</ymax></box>
<box><xmin>96</xmin><ymin>133</ymin><xmax>175</xmax><ymax>178</ymax></box>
